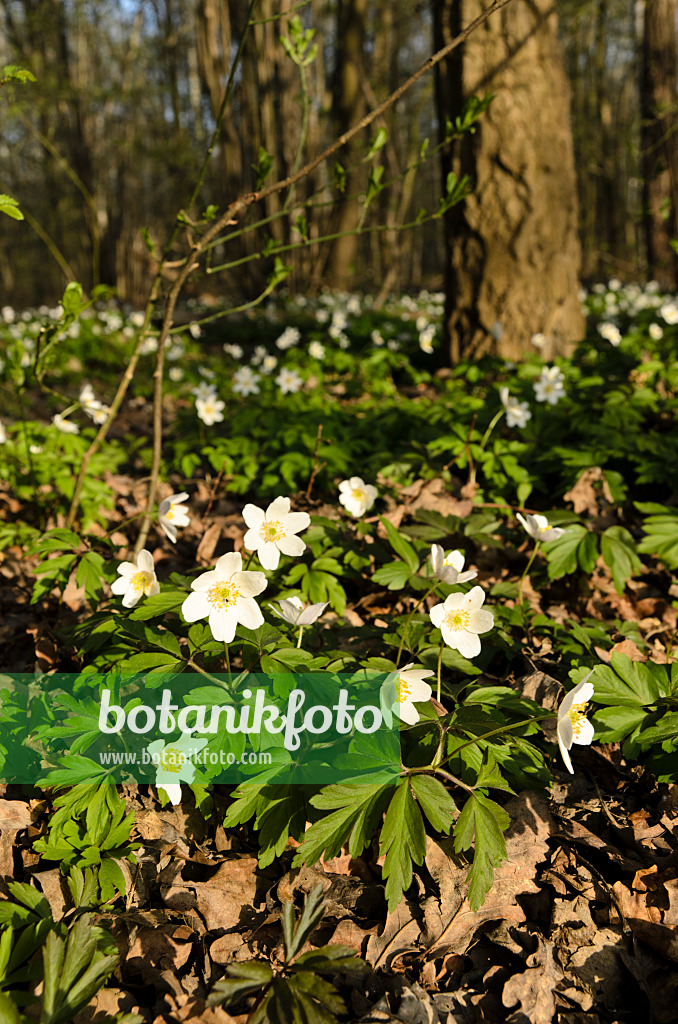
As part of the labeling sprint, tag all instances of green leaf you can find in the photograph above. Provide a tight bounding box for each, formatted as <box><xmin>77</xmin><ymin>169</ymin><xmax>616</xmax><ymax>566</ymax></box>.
<box><xmin>75</xmin><ymin>551</ymin><xmax>106</xmax><ymax>602</ymax></box>
<box><xmin>379</xmin><ymin>780</ymin><xmax>427</xmax><ymax>912</ymax></box>
<box><xmin>453</xmin><ymin>792</ymin><xmax>509</xmax><ymax>911</ymax></box>
<box><xmin>544</xmin><ymin>524</ymin><xmax>592</xmax><ymax>579</ymax></box>
<box><xmin>592</xmin><ymin>705</ymin><xmax>649</xmax><ymax>742</ymax></box>
<box><xmin>636</xmin><ymin>504</ymin><xmax>678</xmax><ymax>569</ymax></box>
<box><xmin>0</xmin><ymin>991</ymin><xmax>22</xmax><ymax>1023</ymax></box>
<box><xmin>2</xmin><ymin>64</ymin><xmax>36</xmax><ymax>84</ymax></box>
<box><xmin>283</xmin><ymin>883</ymin><xmax>326</xmax><ymax>961</ymax></box>
<box><xmin>601</xmin><ymin>526</ymin><xmax>642</xmax><ymax>593</ymax></box>
<box><xmin>365</xmin><ymin>126</ymin><xmax>388</xmax><ymax>160</ymax></box>
<box><xmin>207</xmin><ymin>960</ymin><xmax>273</xmax><ymax>1007</ymax></box>
<box><xmin>409</xmin><ymin>774</ymin><xmax>457</xmax><ymax>833</ymax></box>
<box><xmin>294</xmin><ymin>780</ymin><xmax>394</xmax><ymax>866</ymax></box>
<box><xmin>379</xmin><ymin>517</ymin><xmax>420</xmax><ymax>573</ymax></box>
<box><xmin>0</xmin><ymin>194</ymin><xmax>23</xmax><ymax>220</ymax></box>
<box><xmin>593</xmin><ymin>654</ymin><xmax>667</xmax><ymax>706</ymax></box>
<box><xmin>372</xmin><ymin>561</ymin><xmax>413</xmax><ymax>590</ymax></box>
<box><xmin>129</xmin><ymin>589</ymin><xmax>186</xmax><ymax>619</ymax></box>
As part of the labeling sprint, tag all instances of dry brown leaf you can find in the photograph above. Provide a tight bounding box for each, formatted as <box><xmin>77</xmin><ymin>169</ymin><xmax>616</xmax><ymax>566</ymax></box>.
<box><xmin>502</xmin><ymin>935</ymin><xmax>560</xmax><ymax>1023</ymax></box>
<box><xmin>196</xmin><ymin>522</ymin><xmax>222</xmax><ymax>565</ymax></box>
<box><xmin>0</xmin><ymin>799</ymin><xmax>33</xmax><ymax>831</ymax></box>
<box><xmin>365</xmin><ymin>900</ymin><xmax>423</xmax><ymax>969</ymax></box>
<box><xmin>163</xmin><ymin>856</ymin><xmax>260</xmax><ymax>932</ymax></box>
<box><xmin>426</xmin><ymin>791</ymin><xmax>552</xmax><ymax>958</ymax></box>
<box><xmin>563</xmin><ymin>467</ymin><xmax>612</xmax><ymax>516</ymax></box>
<box><xmin>612</xmin><ymin>866</ymin><xmax>678</xmax><ymax>961</ymax></box>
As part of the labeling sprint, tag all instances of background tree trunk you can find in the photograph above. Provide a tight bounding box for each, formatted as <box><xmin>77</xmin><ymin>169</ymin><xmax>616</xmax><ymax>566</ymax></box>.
<box><xmin>325</xmin><ymin>0</ymin><xmax>368</xmax><ymax>289</ymax></box>
<box><xmin>433</xmin><ymin>0</ymin><xmax>584</xmax><ymax>362</ymax></box>
<box><xmin>641</xmin><ymin>0</ymin><xmax>678</xmax><ymax>287</ymax></box>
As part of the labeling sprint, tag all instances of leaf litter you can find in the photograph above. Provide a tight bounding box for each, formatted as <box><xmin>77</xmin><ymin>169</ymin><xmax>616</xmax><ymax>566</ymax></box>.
<box><xmin>2</xmin><ymin>453</ymin><xmax>678</xmax><ymax>1022</ymax></box>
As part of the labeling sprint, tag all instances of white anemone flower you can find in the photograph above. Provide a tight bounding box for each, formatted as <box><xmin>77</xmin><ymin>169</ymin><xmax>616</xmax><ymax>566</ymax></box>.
<box><xmin>534</xmin><ymin>366</ymin><xmax>565</xmax><ymax>406</ymax></box>
<box><xmin>270</xmin><ymin>595</ymin><xmax>328</xmax><ymax>625</ymax></box>
<box><xmin>111</xmin><ymin>549</ymin><xmax>160</xmax><ymax>608</ymax></box>
<box><xmin>516</xmin><ymin>512</ymin><xmax>566</xmax><ymax>543</ymax></box>
<box><xmin>52</xmin><ymin>413</ymin><xmax>79</xmax><ymax>435</ymax></box>
<box><xmin>275</xmin><ymin>326</ymin><xmax>301</xmax><ymax>351</ymax></box>
<box><xmin>338</xmin><ymin>477</ymin><xmax>377</xmax><ymax>518</ymax></box>
<box><xmin>380</xmin><ymin>662</ymin><xmax>434</xmax><ymax>727</ymax></box>
<box><xmin>276</xmin><ymin>367</ymin><xmax>303</xmax><ymax>394</ymax></box>
<box><xmin>309</xmin><ymin>341</ymin><xmax>325</xmax><ymax>360</ymax></box>
<box><xmin>597</xmin><ymin>322</ymin><xmax>622</xmax><ymax>346</ymax></box>
<box><xmin>181</xmin><ymin>552</ymin><xmax>267</xmax><ymax>642</ymax></box>
<box><xmin>430</xmin><ymin>545</ymin><xmax>477</xmax><ymax>585</ymax></box>
<box><xmin>499</xmin><ymin>386</ymin><xmax>532</xmax><ymax>429</ymax></box>
<box><xmin>158</xmin><ymin>492</ymin><xmax>190</xmax><ymax>543</ymax></box>
<box><xmin>649</xmin><ymin>323</ymin><xmax>663</xmax><ymax>341</ymax></box>
<box><xmin>146</xmin><ymin>734</ymin><xmax>208</xmax><ymax>805</ymax></box>
<box><xmin>192</xmin><ymin>381</ymin><xmax>217</xmax><ymax>401</ymax></box>
<box><xmin>196</xmin><ymin>396</ymin><xmax>225</xmax><ymax>425</ymax></box>
<box><xmin>429</xmin><ymin>586</ymin><xmax>494</xmax><ymax>658</ymax></box>
<box><xmin>242</xmin><ymin>496</ymin><xmax>311</xmax><ymax>571</ymax></box>
<box><xmin>557</xmin><ymin>673</ymin><xmax>595</xmax><ymax>774</ymax></box>
<box><xmin>232</xmin><ymin>367</ymin><xmax>261</xmax><ymax>396</ymax></box>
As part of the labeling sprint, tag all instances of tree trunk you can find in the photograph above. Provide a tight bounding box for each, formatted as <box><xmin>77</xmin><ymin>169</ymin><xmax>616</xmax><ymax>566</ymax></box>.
<box><xmin>641</xmin><ymin>0</ymin><xmax>678</xmax><ymax>287</ymax></box>
<box><xmin>433</xmin><ymin>0</ymin><xmax>583</xmax><ymax>362</ymax></box>
<box><xmin>325</xmin><ymin>0</ymin><xmax>368</xmax><ymax>289</ymax></box>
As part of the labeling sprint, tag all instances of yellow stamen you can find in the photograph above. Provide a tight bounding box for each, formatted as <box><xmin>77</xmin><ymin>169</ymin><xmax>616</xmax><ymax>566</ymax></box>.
<box><xmin>207</xmin><ymin>582</ymin><xmax>241</xmax><ymax>609</ymax></box>
<box><xmin>352</xmin><ymin>488</ymin><xmax>365</xmax><ymax>502</ymax></box>
<box><xmin>444</xmin><ymin>609</ymin><xmax>470</xmax><ymax>631</ymax></box>
<box><xmin>160</xmin><ymin>748</ymin><xmax>186</xmax><ymax>773</ymax></box>
<box><xmin>396</xmin><ymin>677</ymin><xmax>412</xmax><ymax>703</ymax></box>
<box><xmin>131</xmin><ymin>570</ymin><xmax>153</xmax><ymax>592</ymax></box>
<box><xmin>260</xmin><ymin>519</ymin><xmax>285</xmax><ymax>542</ymax></box>
<box><xmin>567</xmin><ymin>701</ymin><xmax>589</xmax><ymax>738</ymax></box>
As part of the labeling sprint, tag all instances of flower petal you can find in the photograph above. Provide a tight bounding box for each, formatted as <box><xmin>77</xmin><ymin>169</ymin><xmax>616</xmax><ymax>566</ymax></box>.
<box><xmin>284</xmin><ymin>511</ymin><xmax>311</xmax><ymax>535</ymax></box>
<box><xmin>453</xmin><ymin>630</ymin><xmax>481</xmax><ymax>658</ymax></box>
<box><xmin>469</xmin><ymin>609</ymin><xmax>494</xmax><ymax>634</ymax></box>
<box><xmin>181</xmin><ymin>591</ymin><xmax>210</xmax><ymax>622</ymax></box>
<box><xmin>256</xmin><ymin>542</ymin><xmax>280</xmax><ymax>571</ymax></box>
<box><xmin>233</xmin><ymin>570</ymin><xmax>268</xmax><ymax>597</ymax></box>
<box><xmin>429</xmin><ymin>603</ymin><xmax>445</xmax><ymax>628</ymax></box>
<box><xmin>214</xmin><ymin>552</ymin><xmax>242</xmax><ymax>577</ymax></box>
<box><xmin>277</xmin><ymin>534</ymin><xmax>305</xmax><ymax>557</ymax></box>
<box><xmin>236</xmin><ymin>597</ymin><xmax>265</xmax><ymax>630</ymax></box>
<box><xmin>137</xmin><ymin>550</ymin><xmax>154</xmax><ymax>573</ymax></box>
<box><xmin>209</xmin><ymin>607</ymin><xmax>237</xmax><ymax>642</ymax></box>
<box><xmin>157</xmin><ymin>782</ymin><xmax>182</xmax><ymax>804</ymax></box>
<box><xmin>242</xmin><ymin>527</ymin><xmax>261</xmax><ymax>551</ymax></box>
<box><xmin>242</xmin><ymin>503</ymin><xmax>265</xmax><ymax>529</ymax></box>
<box><xmin>266</xmin><ymin>496</ymin><xmax>291</xmax><ymax>519</ymax></box>
<box><xmin>396</xmin><ymin>701</ymin><xmax>420</xmax><ymax>725</ymax></box>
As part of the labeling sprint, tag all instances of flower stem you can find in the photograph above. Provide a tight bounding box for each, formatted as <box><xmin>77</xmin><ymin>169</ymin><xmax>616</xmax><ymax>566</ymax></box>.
<box><xmin>396</xmin><ymin>583</ymin><xmax>437</xmax><ymax>667</ymax></box>
<box><xmin>223</xmin><ymin>642</ymin><xmax>231</xmax><ymax>678</ymax></box>
<box><xmin>436</xmin><ymin>640</ymin><xmax>444</xmax><ymax>703</ymax></box>
<box><xmin>518</xmin><ymin>539</ymin><xmax>540</xmax><ymax>606</ymax></box>
<box><xmin>479</xmin><ymin>407</ymin><xmax>505</xmax><ymax>449</ymax></box>
<box><xmin>297</xmin><ymin>625</ymin><xmax>304</xmax><ymax>649</ymax></box>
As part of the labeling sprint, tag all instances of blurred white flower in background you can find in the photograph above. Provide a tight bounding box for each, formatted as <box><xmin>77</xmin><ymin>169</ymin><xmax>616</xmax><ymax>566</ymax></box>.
<box><xmin>158</xmin><ymin>492</ymin><xmax>190</xmax><ymax>543</ymax></box>
<box><xmin>338</xmin><ymin>477</ymin><xmax>377</xmax><ymax>518</ymax></box>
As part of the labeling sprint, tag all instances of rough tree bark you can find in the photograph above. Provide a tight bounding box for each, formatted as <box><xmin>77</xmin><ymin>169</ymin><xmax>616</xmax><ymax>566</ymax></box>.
<box><xmin>325</xmin><ymin>0</ymin><xmax>369</xmax><ymax>289</ymax></box>
<box><xmin>433</xmin><ymin>0</ymin><xmax>583</xmax><ymax>362</ymax></box>
<box><xmin>641</xmin><ymin>0</ymin><xmax>678</xmax><ymax>288</ymax></box>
